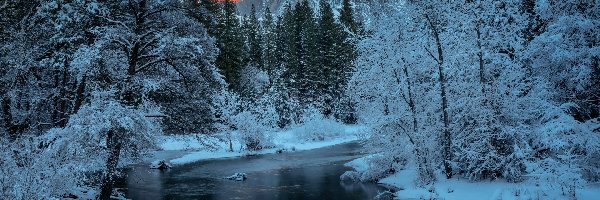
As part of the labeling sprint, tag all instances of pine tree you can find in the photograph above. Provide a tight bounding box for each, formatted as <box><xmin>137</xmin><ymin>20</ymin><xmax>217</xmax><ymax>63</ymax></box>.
<box><xmin>339</xmin><ymin>0</ymin><xmax>360</xmax><ymax>34</ymax></box>
<box><xmin>262</xmin><ymin>6</ymin><xmax>278</xmax><ymax>81</ymax></box>
<box><xmin>318</xmin><ymin>0</ymin><xmax>347</xmax><ymax>115</ymax></box>
<box><xmin>215</xmin><ymin>0</ymin><xmax>245</xmax><ymax>91</ymax></box>
<box><xmin>247</xmin><ymin>4</ymin><xmax>263</xmax><ymax>70</ymax></box>
<box><xmin>192</xmin><ymin>0</ymin><xmax>221</xmax><ymax>36</ymax></box>
<box><xmin>279</xmin><ymin>2</ymin><xmax>300</xmax><ymax>99</ymax></box>
<box><xmin>293</xmin><ymin>0</ymin><xmax>319</xmax><ymax>104</ymax></box>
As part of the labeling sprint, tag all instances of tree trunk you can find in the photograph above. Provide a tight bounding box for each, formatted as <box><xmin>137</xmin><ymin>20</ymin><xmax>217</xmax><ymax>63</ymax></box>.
<box><xmin>403</xmin><ymin>64</ymin><xmax>435</xmax><ymax>183</ymax></box>
<box><xmin>98</xmin><ymin>129</ymin><xmax>122</xmax><ymax>200</ymax></box>
<box><xmin>403</xmin><ymin>66</ymin><xmax>418</xmax><ymax>133</ymax></box>
<box><xmin>425</xmin><ymin>13</ymin><xmax>452</xmax><ymax>179</ymax></box>
<box><xmin>73</xmin><ymin>75</ymin><xmax>87</xmax><ymax>114</ymax></box>
<box><xmin>476</xmin><ymin>22</ymin><xmax>486</xmax><ymax>95</ymax></box>
<box><xmin>58</xmin><ymin>60</ymin><xmax>69</xmax><ymax>127</ymax></box>
<box><xmin>1</xmin><ymin>96</ymin><xmax>12</xmax><ymax>136</ymax></box>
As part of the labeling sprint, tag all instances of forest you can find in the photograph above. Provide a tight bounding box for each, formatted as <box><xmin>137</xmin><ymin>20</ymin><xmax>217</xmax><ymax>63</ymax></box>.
<box><xmin>0</xmin><ymin>0</ymin><xmax>599</xmax><ymax>199</ymax></box>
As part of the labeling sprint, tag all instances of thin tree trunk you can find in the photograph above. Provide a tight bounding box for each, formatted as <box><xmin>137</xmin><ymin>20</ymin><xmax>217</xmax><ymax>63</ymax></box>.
<box><xmin>476</xmin><ymin>22</ymin><xmax>486</xmax><ymax>95</ymax></box>
<box><xmin>52</xmin><ymin>67</ymin><xmax>60</xmax><ymax>127</ymax></box>
<box><xmin>58</xmin><ymin>60</ymin><xmax>69</xmax><ymax>127</ymax></box>
<box><xmin>1</xmin><ymin>96</ymin><xmax>12</xmax><ymax>137</ymax></box>
<box><xmin>403</xmin><ymin>64</ymin><xmax>435</xmax><ymax>183</ymax></box>
<box><xmin>425</xmin><ymin>13</ymin><xmax>452</xmax><ymax>179</ymax></box>
<box><xmin>98</xmin><ymin>129</ymin><xmax>122</xmax><ymax>200</ymax></box>
<box><xmin>72</xmin><ymin>75</ymin><xmax>87</xmax><ymax>114</ymax></box>
<box><xmin>403</xmin><ymin>66</ymin><xmax>418</xmax><ymax>133</ymax></box>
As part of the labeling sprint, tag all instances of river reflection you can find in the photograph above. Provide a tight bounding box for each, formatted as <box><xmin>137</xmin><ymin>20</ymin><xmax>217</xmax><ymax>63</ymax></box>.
<box><xmin>117</xmin><ymin>143</ymin><xmax>394</xmax><ymax>200</ymax></box>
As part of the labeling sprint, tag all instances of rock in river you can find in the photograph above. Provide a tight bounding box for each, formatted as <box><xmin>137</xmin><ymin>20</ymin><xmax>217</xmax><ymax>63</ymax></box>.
<box><xmin>224</xmin><ymin>173</ymin><xmax>247</xmax><ymax>181</ymax></box>
<box><xmin>150</xmin><ymin>160</ymin><xmax>172</xmax><ymax>170</ymax></box>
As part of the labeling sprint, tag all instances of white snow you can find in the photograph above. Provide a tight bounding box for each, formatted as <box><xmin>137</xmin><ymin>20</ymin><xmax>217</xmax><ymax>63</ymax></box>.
<box><xmin>159</xmin><ymin>134</ymin><xmax>213</xmax><ymax>151</ymax></box>
<box><xmin>162</xmin><ymin>125</ymin><xmax>365</xmax><ymax>165</ymax></box>
<box><xmin>171</xmin><ymin>150</ymin><xmax>246</xmax><ymax>165</ymax></box>
<box><xmin>378</xmin><ymin>169</ymin><xmax>600</xmax><ymax>200</ymax></box>
<box><xmin>343</xmin><ymin>155</ymin><xmax>375</xmax><ymax>172</ymax></box>
<box><xmin>273</xmin><ymin>125</ymin><xmax>363</xmax><ymax>151</ymax></box>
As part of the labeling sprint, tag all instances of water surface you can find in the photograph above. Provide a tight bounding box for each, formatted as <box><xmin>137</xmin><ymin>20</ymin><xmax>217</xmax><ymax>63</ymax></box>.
<box><xmin>117</xmin><ymin>142</ymin><xmax>394</xmax><ymax>200</ymax></box>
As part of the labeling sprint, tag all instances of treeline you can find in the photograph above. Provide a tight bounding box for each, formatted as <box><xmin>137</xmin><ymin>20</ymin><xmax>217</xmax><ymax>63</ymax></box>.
<box><xmin>200</xmin><ymin>0</ymin><xmax>361</xmax><ymax>127</ymax></box>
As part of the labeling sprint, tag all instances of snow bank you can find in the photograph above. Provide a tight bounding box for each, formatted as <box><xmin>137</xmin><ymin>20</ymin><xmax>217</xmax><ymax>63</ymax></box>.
<box><xmin>273</xmin><ymin>125</ymin><xmax>362</xmax><ymax>151</ymax></box>
<box><xmin>378</xmin><ymin>169</ymin><xmax>600</xmax><ymax>200</ymax></box>
<box><xmin>294</xmin><ymin>114</ymin><xmax>348</xmax><ymax>141</ymax></box>
<box><xmin>170</xmin><ymin>150</ymin><xmax>248</xmax><ymax>165</ymax></box>
<box><xmin>341</xmin><ymin>154</ymin><xmax>398</xmax><ymax>182</ymax></box>
<box><xmin>163</xmin><ymin>125</ymin><xmax>366</xmax><ymax>165</ymax></box>
<box><xmin>159</xmin><ymin>134</ymin><xmax>218</xmax><ymax>151</ymax></box>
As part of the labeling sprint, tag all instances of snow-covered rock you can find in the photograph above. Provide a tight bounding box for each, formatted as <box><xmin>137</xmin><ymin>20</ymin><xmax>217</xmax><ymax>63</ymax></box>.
<box><xmin>150</xmin><ymin>160</ymin><xmax>172</xmax><ymax>170</ymax></box>
<box><xmin>224</xmin><ymin>173</ymin><xmax>247</xmax><ymax>181</ymax></box>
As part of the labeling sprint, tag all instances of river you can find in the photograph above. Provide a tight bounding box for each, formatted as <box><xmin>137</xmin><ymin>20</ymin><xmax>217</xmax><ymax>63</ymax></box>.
<box><xmin>115</xmin><ymin>142</ymin><xmax>395</xmax><ymax>200</ymax></box>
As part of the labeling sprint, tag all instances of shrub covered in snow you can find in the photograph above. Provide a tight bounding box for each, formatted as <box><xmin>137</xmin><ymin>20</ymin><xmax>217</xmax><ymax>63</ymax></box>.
<box><xmin>232</xmin><ymin>111</ymin><xmax>273</xmax><ymax>151</ymax></box>
<box><xmin>212</xmin><ymin>90</ymin><xmax>276</xmax><ymax>152</ymax></box>
<box><xmin>523</xmin><ymin>104</ymin><xmax>600</xmax><ymax>190</ymax></box>
<box><xmin>295</xmin><ymin>107</ymin><xmax>346</xmax><ymax>141</ymax></box>
<box><xmin>341</xmin><ymin>155</ymin><xmax>400</xmax><ymax>182</ymax></box>
<box><xmin>0</xmin><ymin>135</ymin><xmax>88</xmax><ymax>199</ymax></box>
<box><xmin>0</xmin><ymin>92</ymin><xmax>162</xmax><ymax>199</ymax></box>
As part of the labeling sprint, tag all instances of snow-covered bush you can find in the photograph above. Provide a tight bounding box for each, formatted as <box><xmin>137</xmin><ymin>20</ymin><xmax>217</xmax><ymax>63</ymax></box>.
<box><xmin>213</xmin><ymin>91</ymin><xmax>274</xmax><ymax>151</ymax></box>
<box><xmin>232</xmin><ymin>111</ymin><xmax>273</xmax><ymax>151</ymax></box>
<box><xmin>341</xmin><ymin>155</ymin><xmax>400</xmax><ymax>182</ymax></box>
<box><xmin>582</xmin><ymin>147</ymin><xmax>600</xmax><ymax>182</ymax></box>
<box><xmin>0</xmin><ymin>135</ymin><xmax>87</xmax><ymax>199</ymax></box>
<box><xmin>295</xmin><ymin>107</ymin><xmax>346</xmax><ymax>141</ymax></box>
<box><xmin>0</xmin><ymin>90</ymin><xmax>162</xmax><ymax>199</ymax></box>
<box><xmin>527</xmin><ymin>104</ymin><xmax>600</xmax><ymax>185</ymax></box>
<box><xmin>252</xmin><ymin>89</ymin><xmax>280</xmax><ymax>130</ymax></box>
<box><xmin>62</xmin><ymin>92</ymin><xmax>161</xmax><ymax>160</ymax></box>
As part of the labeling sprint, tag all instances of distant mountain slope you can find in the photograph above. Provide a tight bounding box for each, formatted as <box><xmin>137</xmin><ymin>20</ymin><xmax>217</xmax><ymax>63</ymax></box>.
<box><xmin>236</xmin><ymin>0</ymin><xmax>313</xmax><ymax>16</ymax></box>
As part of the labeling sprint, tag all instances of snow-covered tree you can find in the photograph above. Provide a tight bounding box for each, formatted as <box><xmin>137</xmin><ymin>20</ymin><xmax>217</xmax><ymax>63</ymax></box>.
<box><xmin>525</xmin><ymin>0</ymin><xmax>600</xmax><ymax>121</ymax></box>
<box><xmin>61</xmin><ymin>0</ymin><xmax>221</xmax><ymax>197</ymax></box>
<box><xmin>348</xmin><ymin>0</ymin><xmax>599</xmax><ymax>187</ymax></box>
<box><xmin>348</xmin><ymin>3</ymin><xmax>440</xmax><ymax>184</ymax></box>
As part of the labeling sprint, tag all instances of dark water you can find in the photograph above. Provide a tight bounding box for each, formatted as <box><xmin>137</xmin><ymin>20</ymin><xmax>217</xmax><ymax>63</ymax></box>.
<box><xmin>116</xmin><ymin>142</ymin><xmax>395</xmax><ymax>200</ymax></box>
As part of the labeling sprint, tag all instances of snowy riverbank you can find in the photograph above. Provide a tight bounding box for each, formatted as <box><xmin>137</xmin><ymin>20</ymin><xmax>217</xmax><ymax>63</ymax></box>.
<box><xmin>380</xmin><ymin>170</ymin><xmax>600</xmax><ymax>200</ymax></box>
<box><xmin>153</xmin><ymin>125</ymin><xmax>366</xmax><ymax>165</ymax></box>
<box><xmin>344</xmin><ymin>156</ymin><xmax>600</xmax><ymax>200</ymax></box>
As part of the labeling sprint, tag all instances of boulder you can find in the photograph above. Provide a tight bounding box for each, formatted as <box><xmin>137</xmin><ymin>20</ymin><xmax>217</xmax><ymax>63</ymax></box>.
<box><xmin>150</xmin><ymin>160</ymin><xmax>172</xmax><ymax>170</ymax></box>
<box><xmin>224</xmin><ymin>173</ymin><xmax>247</xmax><ymax>181</ymax></box>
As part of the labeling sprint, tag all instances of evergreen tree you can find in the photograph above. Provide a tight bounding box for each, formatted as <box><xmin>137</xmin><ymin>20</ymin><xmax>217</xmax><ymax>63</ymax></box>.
<box><xmin>278</xmin><ymin>2</ymin><xmax>299</xmax><ymax>99</ymax></box>
<box><xmin>241</xmin><ymin>15</ymin><xmax>251</xmax><ymax>65</ymax></box>
<box><xmin>215</xmin><ymin>0</ymin><xmax>245</xmax><ymax>91</ymax></box>
<box><xmin>293</xmin><ymin>0</ymin><xmax>319</xmax><ymax>104</ymax></box>
<box><xmin>196</xmin><ymin>0</ymin><xmax>222</xmax><ymax>36</ymax></box>
<box><xmin>262</xmin><ymin>6</ymin><xmax>278</xmax><ymax>81</ymax></box>
<box><xmin>247</xmin><ymin>4</ymin><xmax>263</xmax><ymax>70</ymax></box>
<box><xmin>318</xmin><ymin>0</ymin><xmax>346</xmax><ymax>115</ymax></box>
<box><xmin>339</xmin><ymin>0</ymin><xmax>360</xmax><ymax>34</ymax></box>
